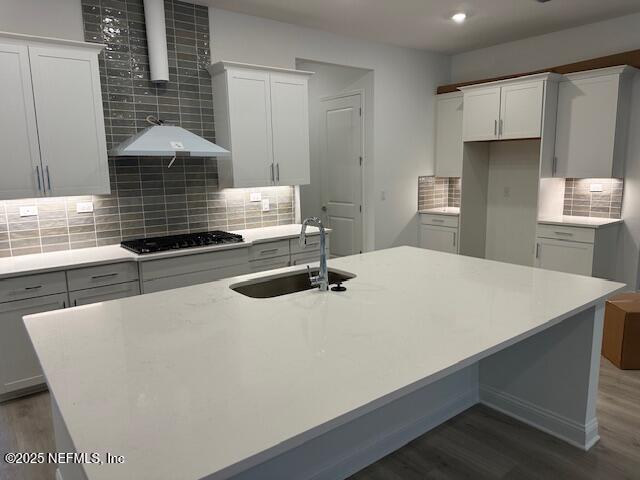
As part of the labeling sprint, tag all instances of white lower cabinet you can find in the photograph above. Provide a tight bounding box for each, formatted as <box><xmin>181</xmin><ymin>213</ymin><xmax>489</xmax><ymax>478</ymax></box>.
<box><xmin>534</xmin><ymin>223</ymin><xmax>619</xmax><ymax>279</ymax></box>
<box><xmin>0</xmin><ymin>293</ymin><xmax>67</xmax><ymax>397</ymax></box>
<box><xmin>419</xmin><ymin>214</ymin><xmax>459</xmax><ymax>254</ymax></box>
<box><xmin>69</xmin><ymin>281</ymin><xmax>140</xmax><ymax>306</ymax></box>
<box><xmin>143</xmin><ymin>264</ymin><xmax>250</xmax><ymax>294</ymax></box>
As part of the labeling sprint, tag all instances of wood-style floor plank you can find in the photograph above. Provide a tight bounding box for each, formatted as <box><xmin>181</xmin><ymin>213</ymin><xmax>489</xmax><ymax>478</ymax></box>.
<box><xmin>0</xmin><ymin>358</ymin><xmax>638</xmax><ymax>479</ymax></box>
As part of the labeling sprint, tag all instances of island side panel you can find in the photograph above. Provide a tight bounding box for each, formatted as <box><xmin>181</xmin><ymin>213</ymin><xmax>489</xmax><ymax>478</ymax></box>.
<box><xmin>52</xmin><ymin>396</ymin><xmax>89</xmax><ymax>480</ymax></box>
<box><xmin>478</xmin><ymin>304</ymin><xmax>604</xmax><ymax>450</ymax></box>
<box><xmin>207</xmin><ymin>365</ymin><xmax>478</xmax><ymax>480</ymax></box>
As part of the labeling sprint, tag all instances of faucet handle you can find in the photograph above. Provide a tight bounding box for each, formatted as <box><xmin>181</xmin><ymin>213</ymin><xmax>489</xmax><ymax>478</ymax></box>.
<box><xmin>306</xmin><ymin>265</ymin><xmax>320</xmax><ymax>286</ymax></box>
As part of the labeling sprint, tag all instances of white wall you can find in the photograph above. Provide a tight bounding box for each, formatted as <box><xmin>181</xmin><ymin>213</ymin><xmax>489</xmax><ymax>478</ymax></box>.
<box><xmin>296</xmin><ymin>61</ymin><xmax>374</xmax><ymax>250</ymax></box>
<box><xmin>0</xmin><ymin>0</ymin><xmax>83</xmax><ymax>40</ymax></box>
<box><xmin>209</xmin><ymin>8</ymin><xmax>450</xmax><ymax>250</ymax></box>
<box><xmin>451</xmin><ymin>12</ymin><xmax>640</xmax><ymax>289</ymax></box>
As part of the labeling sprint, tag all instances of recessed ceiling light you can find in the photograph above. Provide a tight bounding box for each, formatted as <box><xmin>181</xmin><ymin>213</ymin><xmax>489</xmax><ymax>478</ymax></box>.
<box><xmin>451</xmin><ymin>12</ymin><xmax>467</xmax><ymax>23</ymax></box>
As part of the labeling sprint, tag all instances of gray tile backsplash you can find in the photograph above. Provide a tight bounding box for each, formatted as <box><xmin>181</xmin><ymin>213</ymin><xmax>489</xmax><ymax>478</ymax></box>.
<box><xmin>0</xmin><ymin>0</ymin><xmax>295</xmax><ymax>258</ymax></box>
<box><xmin>418</xmin><ymin>177</ymin><xmax>461</xmax><ymax>211</ymax></box>
<box><xmin>563</xmin><ymin>178</ymin><xmax>623</xmax><ymax>219</ymax></box>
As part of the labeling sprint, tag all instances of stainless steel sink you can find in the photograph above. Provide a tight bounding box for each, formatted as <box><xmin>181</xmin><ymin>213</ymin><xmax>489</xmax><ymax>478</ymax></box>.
<box><xmin>230</xmin><ymin>268</ymin><xmax>355</xmax><ymax>298</ymax></box>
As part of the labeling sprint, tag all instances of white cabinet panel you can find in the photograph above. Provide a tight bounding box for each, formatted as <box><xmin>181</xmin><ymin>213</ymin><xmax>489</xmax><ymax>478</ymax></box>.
<box><xmin>67</xmin><ymin>262</ymin><xmax>139</xmax><ymax>291</ymax></box>
<box><xmin>143</xmin><ymin>264</ymin><xmax>250</xmax><ymax>294</ymax></box>
<box><xmin>535</xmin><ymin>238</ymin><xmax>594</xmax><ymax>276</ymax></box>
<box><xmin>419</xmin><ymin>225</ymin><xmax>458</xmax><ymax>254</ymax></box>
<box><xmin>554</xmin><ymin>68</ymin><xmax>632</xmax><ymax>178</ymax></box>
<box><xmin>69</xmin><ymin>281</ymin><xmax>140</xmax><ymax>306</ymax></box>
<box><xmin>0</xmin><ymin>293</ymin><xmax>67</xmax><ymax>395</ymax></box>
<box><xmin>434</xmin><ymin>93</ymin><xmax>463</xmax><ymax>177</ymax></box>
<box><xmin>28</xmin><ymin>45</ymin><xmax>109</xmax><ymax>196</ymax></box>
<box><xmin>0</xmin><ymin>43</ymin><xmax>42</xmax><ymax>200</ymax></box>
<box><xmin>499</xmin><ymin>81</ymin><xmax>543</xmax><ymax>139</ymax></box>
<box><xmin>462</xmin><ymin>87</ymin><xmax>500</xmax><ymax>141</ymax></box>
<box><xmin>270</xmin><ymin>72</ymin><xmax>310</xmax><ymax>185</ymax></box>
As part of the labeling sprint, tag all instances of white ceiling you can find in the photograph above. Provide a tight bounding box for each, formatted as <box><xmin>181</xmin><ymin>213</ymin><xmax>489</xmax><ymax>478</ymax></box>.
<box><xmin>199</xmin><ymin>0</ymin><xmax>640</xmax><ymax>53</ymax></box>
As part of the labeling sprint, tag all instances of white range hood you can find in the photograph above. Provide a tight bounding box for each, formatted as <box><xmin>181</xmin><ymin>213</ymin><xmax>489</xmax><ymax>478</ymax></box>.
<box><xmin>110</xmin><ymin>125</ymin><xmax>230</xmax><ymax>157</ymax></box>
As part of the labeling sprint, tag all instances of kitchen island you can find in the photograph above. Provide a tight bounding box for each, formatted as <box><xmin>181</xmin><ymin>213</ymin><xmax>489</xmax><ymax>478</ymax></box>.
<box><xmin>24</xmin><ymin>246</ymin><xmax>623</xmax><ymax>480</ymax></box>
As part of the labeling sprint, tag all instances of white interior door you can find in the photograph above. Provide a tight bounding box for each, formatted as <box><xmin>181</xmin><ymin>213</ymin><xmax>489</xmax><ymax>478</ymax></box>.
<box><xmin>320</xmin><ymin>94</ymin><xmax>363</xmax><ymax>257</ymax></box>
<box><xmin>0</xmin><ymin>43</ymin><xmax>43</xmax><ymax>199</ymax></box>
<box><xmin>270</xmin><ymin>72</ymin><xmax>310</xmax><ymax>185</ymax></box>
<box><xmin>28</xmin><ymin>45</ymin><xmax>109</xmax><ymax>196</ymax></box>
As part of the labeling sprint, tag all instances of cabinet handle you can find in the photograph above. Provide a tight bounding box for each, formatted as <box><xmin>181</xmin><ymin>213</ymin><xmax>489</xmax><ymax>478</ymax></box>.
<box><xmin>431</xmin><ymin>218</ymin><xmax>444</xmax><ymax>223</ymax></box>
<box><xmin>499</xmin><ymin>119</ymin><xmax>503</xmax><ymax>136</ymax></box>
<box><xmin>552</xmin><ymin>156</ymin><xmax>558</xmax><ymax>176</ymax></box>
<box><xmin>24</xmin><ymin>285</ymin><xmax>43</xmax><ymax>291</ymax></box>
<box><xmin>73</xmin><ymin>299</ymin><xmax>77</xmax><ymax>307</ymax></box>
<box><xmin>259</xmin><ymin>248</ymin><xmax>279</xmax><ymax>255</ymax></box>
<box><xmin>276</xmin><ymin>163</ymin><xmax>280</xmax><ymax>182</ymax></box>
<box><xmin>554</xmin><ymin>231</ymin><xmax>573</xmax><ymax>237</ymax></box>
<box><xmin>90</xmin><ymin>272</ymin><xmax>119</xmax><ymax>279</ymax></box>
<box><xmin>62</xmin><ymin>300</ymin><xmax>66</xmax><ymax>308</ymax></box>
<box><xmin>494</xmin><ymin>119</ymin><xmax>497</xmax><ymax>136</ymax></box>
<box><xmin>35</xmin><ymin>166</ymin><xmax>42</xmax><ymax>192</ymax></box>
<box><xmin>453</xmin><ymin>232</ymin><xmax>457</xmax><ymax>247</ymax></box>
<box><xmin>45</xmin><ymin>165</ymin><xmax>52</xmax><ymax>191</ymax></box>
<box><xmin>535</xmin><ymin>243</ymin><xmax>540</xmax><ymax>258</ymax></box>
<box><xmin>270</xmin><ymin>164</ymin><xmax>275</xmax><ymax>183</ymax></box>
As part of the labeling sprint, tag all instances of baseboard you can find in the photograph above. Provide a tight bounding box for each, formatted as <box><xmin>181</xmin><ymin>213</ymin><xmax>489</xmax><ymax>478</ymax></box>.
<box><xmin>308</xmin><ymin>388</ymin><xmax>478</xmax><ymax>480</ymax></box>
<box><xmin>480</xmin><ymin>385</ymin><xmax>599</xmax><ymax>451</ymax></box>
<box><xmin>0</xmin><ymin>384</ymin><xmax>47</xmax><ymax>404</ymax></box>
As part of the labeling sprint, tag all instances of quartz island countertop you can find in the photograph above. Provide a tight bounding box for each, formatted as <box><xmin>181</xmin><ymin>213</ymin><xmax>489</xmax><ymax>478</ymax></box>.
<box><xmin>24</xmin><ymin>246</ymin><xmax>624</xmax><ymax>480</ymax></box>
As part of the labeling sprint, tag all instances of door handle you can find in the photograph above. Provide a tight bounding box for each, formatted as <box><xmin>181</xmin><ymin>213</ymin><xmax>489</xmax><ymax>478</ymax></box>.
<box><xmin>35</xmin><ymin>166</ymin><xmax>42</xmax><ymax>192</ymax></box>
<box><xmin>45</xmin><ymin>165</ymin><xmax>52</xmax><ymax>191</ymax></box>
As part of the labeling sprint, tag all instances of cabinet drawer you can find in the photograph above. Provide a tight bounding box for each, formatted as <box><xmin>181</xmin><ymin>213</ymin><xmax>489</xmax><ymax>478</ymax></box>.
<box><xmin>69</xmin><ymin>281</ymin><xmax>140</xmax><ymax>307</ymax></box>
<box><xmin>0</xmin><ymin>271</ymin><xmax>67</xmax><ymax>303</ymax></box>
<box><xmin>420</xmin><ymin>214</ymin><xmax>459</xmax><ymax>228</ymax></box>
<box><xmin>249</xmin><ymin>255</ymin><xmax>290</xmax><ymax>273</ymax></box>
<box><xmin>143</xmin><ymin>263</ymin><xmax>250</xmax><ymax>294</ymax></box>
<box><xmin>290</xmin><ymin>235</ymin><xmax>330</xmax><ymax>255</ymax></box>
<box><xmin>141</xmin><ymin>247</ymin><xmax>249</xmax><ymax>281</ymax></box>
<box><xmin>66</xmin><ymin>262</ymin><xmax>138</xmax><ymax>291</ymax></box>
<box><xmin>248</xmin><ymin>240</ymin><xmax>290</xmax><ymax>260</ymax></box>
<box><xmin>537</xmin><ymin>224</ymin><xmax>595</xmax><ymax>244</ymax></box>
<box><xmin>290</xmin><ymin>252</ymin><xmax>320</xmax><ymax>266</ymax></box>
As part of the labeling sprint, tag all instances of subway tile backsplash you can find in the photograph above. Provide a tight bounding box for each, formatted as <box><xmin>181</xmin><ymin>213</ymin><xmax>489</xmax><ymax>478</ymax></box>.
<box><xmin>563</xmin><ymin>178</ymin><xmax>623</xmax><ymax>219</ymax></box>
<box><xmin>418</xmin><ymin>177</ymin><xmax>461</xmax><ymax>211</ymax></box>
<box><xmin>0</xmin><ymin>0</ymin><xmax>295</xmax><ymax>258</ymax></box>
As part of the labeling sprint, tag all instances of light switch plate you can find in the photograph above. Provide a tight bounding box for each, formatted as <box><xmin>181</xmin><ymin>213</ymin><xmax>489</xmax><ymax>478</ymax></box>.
<box><xmin>19</xmin><ymin>206</ymin><xmax>38</xmax><ymax>217</ymax></box>
<box><xmin>262</xmin><ymin>199</ymin><xmax>270</xmax><ymax>212</ymax></box>
<box><xmin>76</xmin><ymin>201</ymin><xmax>94</xmax><ymax>213</ymax></box>
<box><xmin>590</xmin><ymin>183</ymin><xmax>603</xmax><ymax>192</ymax></box>
<box><xmin>250</xmin><ymin>192</ymin><xmax>262</xmax><ymax>202</ymax></box>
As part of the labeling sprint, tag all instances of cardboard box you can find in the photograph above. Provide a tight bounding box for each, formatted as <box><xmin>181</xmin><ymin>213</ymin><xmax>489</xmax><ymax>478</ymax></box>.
<box><xmin>603</xmin><ymin>293</ymin><xmax>640</xmax><ymax>369</ymax></box>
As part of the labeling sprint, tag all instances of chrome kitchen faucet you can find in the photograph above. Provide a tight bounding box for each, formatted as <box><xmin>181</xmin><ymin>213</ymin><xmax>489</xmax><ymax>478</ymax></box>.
<box><xmin>300</xmin><ymin>217</ymin><xmax>328</xmax><ymax>291</ymax></box>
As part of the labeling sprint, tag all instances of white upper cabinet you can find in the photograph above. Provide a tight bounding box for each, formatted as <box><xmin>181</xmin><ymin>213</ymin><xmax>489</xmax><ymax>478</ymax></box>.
<box><xmin>434</xmin><ymin>92</ymin><xmax>463</xmax><ymax>177</ymax></box>
<box><xmin>553</xmin><ymin>66</ymin><xmax>636</xmax><ymax>179</ymax></box>
<box><xmin>0</xmin><ymin>33</ymin><xmax>109</xmax><ymax>200</ymax></box>
<box><xmin>460</xmin><ymin>73</ymin><xmax>557</xmax><ymax>142</ymax></box>
<box><xmin>210</xmin><ymin>61</ymin><xmax>312</xmax><ymax>188</ymax></box>
<box><xmin>461</xmin><ymin>87</ymin><xmax>501</xmax><ymax>141</ymax></box>
<box><xmin>0</xmin><ymin>43</ymin><xmax>42</xmax><ymax>199</ymax></box>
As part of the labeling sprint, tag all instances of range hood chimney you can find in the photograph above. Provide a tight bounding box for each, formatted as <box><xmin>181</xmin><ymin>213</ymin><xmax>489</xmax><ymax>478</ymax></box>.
<box><xmin>144</xmin><ymin>0</ymin><xmax>169</xmax><ymax>83</ymax></box>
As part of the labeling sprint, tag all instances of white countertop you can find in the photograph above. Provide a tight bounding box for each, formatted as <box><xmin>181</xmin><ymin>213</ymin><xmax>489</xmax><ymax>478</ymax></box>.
<box><xmin>0</xmin><ymin>224</ymin><xmax>323</xmax><ymax>280</ymax></box>
<box><xmin>24</xmin><ymin>247</ymin><xmax>624</xmax><ymax>480</ymax></box>
<box><xmin>537</xmin><ymin>216</ymin><xmax>623</xmax><ymax>229</ymax></box>
<box><xmin>418</xmin><ymin>207</ymin><xmax>460</xmax><ymax>216</ymax></box>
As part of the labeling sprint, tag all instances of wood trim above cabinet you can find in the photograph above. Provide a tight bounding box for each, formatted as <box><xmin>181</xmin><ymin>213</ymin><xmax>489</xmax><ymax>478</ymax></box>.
<box><xmin>438</xmin><ymin>49</ymin><xmax>640</xmax><ymax>94</ymax></box>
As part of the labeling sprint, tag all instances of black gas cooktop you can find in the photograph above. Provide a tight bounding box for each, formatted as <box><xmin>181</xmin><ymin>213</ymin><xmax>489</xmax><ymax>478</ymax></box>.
<box><xmin>120</xmin><ymin>230</ymin><xmax>244</xmax><ymax>254</ymax></box>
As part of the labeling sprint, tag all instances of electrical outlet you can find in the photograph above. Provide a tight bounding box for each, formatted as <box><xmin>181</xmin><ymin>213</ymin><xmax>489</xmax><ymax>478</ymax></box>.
<box><xmin>590</xmin><ymin>183</ymin><xmax>603</xmax><ymax>193</ymax></box>
<box><xmin>250</xmin><ymin>192</ymin><xmax>262</xmax><ymax>202</ymax></box>
<box><xmin>19</xmin><ymin>206</ymin><xmax>38</xmax><ymax>217</ymax></box>
<box><xmin>262</xmin><ymin>199</ymin><xmax>270</xmax><ymax>212</ymax></box>
<box><xmin>76</xmin><ymin>201</ymin><xmax>94</xmax><ymax>213</ymax></box>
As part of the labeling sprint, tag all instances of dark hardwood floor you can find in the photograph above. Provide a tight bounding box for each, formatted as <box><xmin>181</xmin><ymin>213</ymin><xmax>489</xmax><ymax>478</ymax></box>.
<box><xmin>1</xmin><ymin>358</ymin><xmax>639</xmax><ymax>480</ymax></box>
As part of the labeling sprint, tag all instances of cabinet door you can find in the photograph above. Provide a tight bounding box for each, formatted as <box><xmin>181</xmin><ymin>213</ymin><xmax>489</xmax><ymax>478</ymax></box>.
<box><xmin>462</xmin><ymin>87</ymin><xmax>501</xmax><ymax>141</ymax></box>
<box><xmin>69</xmin><ymin>281</ymin><xmax>140</xmax><ymax>307</ymax></box>
<box><xmin>0</xmin><ymin>293</ymin><xmax>67</xmax><ymax>395</ymax></box>
<box><xmin>535</xmin><ymin>238</ymin><xmax>594</xmax><ymax>276</ymax></box>
<box><xmin>419</xmin><ymin>225</ymin><xmax>458</xmax><ymax>254</ymax></box>
<box><xmin>227</xmin><ymin>68</ymin><xmax>274</xmax><ymax>187</ymax></box>
<box><xmin>270</xmin><ymin>72</ymin><xmax>311</xmax><ymax>185</ymax></box>
<box><xmin>0</xmin><ymin>43</ymin><xmax>43</xmax><ymax>200</ymax></box>
<box><xmin>434</xmin><ymin>94</ymin><xmax>463</xmax><ymax>177</ymax></box>
<box><xmin>28</xmin><ymin>45</ymin><xmax>110</xmax><ymax>196</ymax></box>
<box><xmin>554</xmin><ymin>75</ymin><xmax>619</xmax><ymax>178</ymax></box>
<box><xmin>499</xmin><ymin>81</ymin><xmax>543</xmax><ymax>140</ymax></box>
